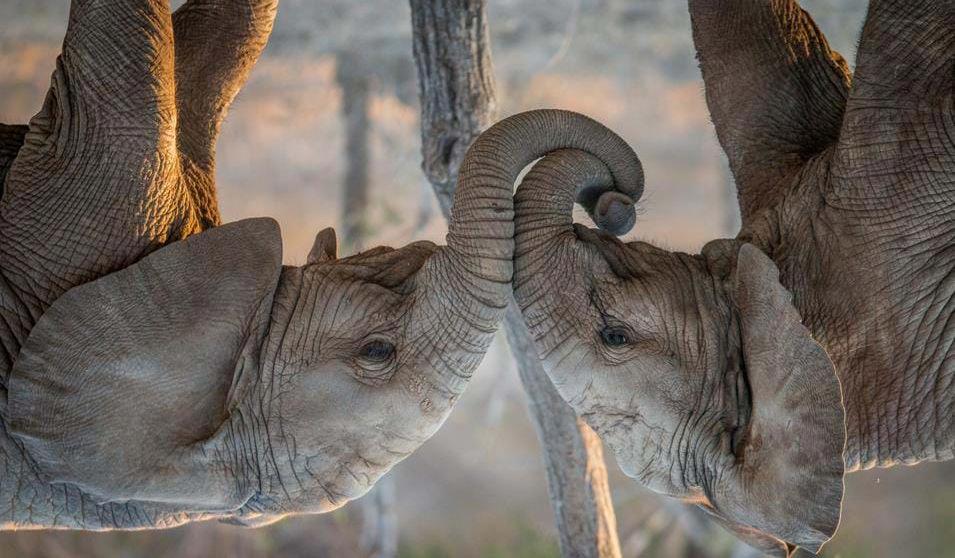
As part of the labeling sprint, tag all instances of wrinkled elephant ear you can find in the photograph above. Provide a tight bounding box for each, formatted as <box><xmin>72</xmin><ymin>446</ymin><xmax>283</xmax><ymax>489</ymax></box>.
<box><xmin>7</xmin><ymin>218</ymin><xmax>283</xmax><ymax>510</ymax></box>
<box><xmin>709</xmin><ymin>243</ymin><xmax>845</xmax><ymax>556</ymax></box>
<box><xmin>308</xmin><ymin>227</ymin><xmax>338</xmax><ymax>264</ymax></box>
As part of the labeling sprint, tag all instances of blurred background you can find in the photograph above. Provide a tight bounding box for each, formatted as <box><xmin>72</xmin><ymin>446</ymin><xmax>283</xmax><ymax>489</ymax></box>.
<box><xmin>1</xmin><ymin>1</ymin><xmax>953</xmax><ymax>556</ymax></box>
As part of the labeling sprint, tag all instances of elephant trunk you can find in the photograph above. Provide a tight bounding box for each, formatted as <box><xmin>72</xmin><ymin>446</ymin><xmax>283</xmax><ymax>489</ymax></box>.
<box><xmin>446</xmin><ymin>109</ymin><xmax>644</xmax><ymax>326</ymax></box>
<box><xmin>509</xmin><ymin>112</ymin><xmax>645</xmax><ymax>322</ymax></box>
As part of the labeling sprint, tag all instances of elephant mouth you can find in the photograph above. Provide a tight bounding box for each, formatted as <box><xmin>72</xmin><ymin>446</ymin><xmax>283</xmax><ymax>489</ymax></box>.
<box><xmin>232</xmin><ymin>491</ymin><xmax>268</xmax><ymax>516</ymax></box>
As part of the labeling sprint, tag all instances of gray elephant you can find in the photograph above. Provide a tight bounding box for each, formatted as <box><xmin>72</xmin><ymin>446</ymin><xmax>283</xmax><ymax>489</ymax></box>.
<box><xmin>0</xmin><ymin>0</ymin><xmax>629</xmax><ymax>530</ymax></box>
<box><xmin>508</xmin><ymin>1</ymin><xmax>954</xmax><ymax>556</ymax></box>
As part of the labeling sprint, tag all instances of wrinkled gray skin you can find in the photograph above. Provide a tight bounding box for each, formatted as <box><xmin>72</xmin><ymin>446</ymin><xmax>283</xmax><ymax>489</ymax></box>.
<box><xmin>0</xmin><ymin>1</ymin><xmax>644</xmax><ymax>530</ymax></box>
<box><xmin>511</xmin><ymin>1</ymin><xmax>954</xmax><ymax>556</ymax></box>
<box><xmin>0</xmin><ymin>0</ymin><xmax>623</xmax><ymax>531</ymax></box>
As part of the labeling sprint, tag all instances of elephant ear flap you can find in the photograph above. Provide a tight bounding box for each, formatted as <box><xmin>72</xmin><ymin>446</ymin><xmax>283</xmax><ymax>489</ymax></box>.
<box><xmin>7</xmin><ymin>218</ymin><xmax>283</xmax><ymax>509</ymax></box>
<box><xmin>710</xmin><ymin>244</ymin><xmax>846</xmax><ymax>555</ymax></box>
<box><xmin>308</xmin><ymin>227</ymin><xmax>338</xmax><ymax>264</ymax></box>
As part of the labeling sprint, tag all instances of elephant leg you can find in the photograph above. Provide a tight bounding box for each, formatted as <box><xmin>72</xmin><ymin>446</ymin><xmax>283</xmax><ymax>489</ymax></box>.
<box><xmin>172</xmin><ymin>0</ymin><xmax>279</xmax><ymax>230</ymax></box>
<box><xmin>0</xmin><ymin>0</ymin><xmax>191</xmax><ymax>314</ymax></box>
<box><xmin>689</xmin><ymin>0</ymin><xmax>852</xmax><ymax>219</ymax></box>
<box><xmin>833</xmin><ymin>0</ymin><xmax>955</xmax><ymax>213</ymax></box>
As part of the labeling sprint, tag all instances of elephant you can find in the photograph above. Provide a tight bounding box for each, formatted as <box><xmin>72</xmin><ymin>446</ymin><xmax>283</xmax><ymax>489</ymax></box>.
<box><xmin>509</xmin><ymin>1</ymin><xmax>954</xmax><ymax>556</ymax></box>
<box><xmin>0</xmin><ymin>0</ymin><xmax>633</xmax><ymax>531</ymax></box>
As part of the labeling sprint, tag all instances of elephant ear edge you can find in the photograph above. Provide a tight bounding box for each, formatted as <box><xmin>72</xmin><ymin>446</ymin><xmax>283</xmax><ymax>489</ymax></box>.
<box><xmin>707</xmin><ymin>243</ymin><xmax>846</xmax><ymax>556</ymax></box>
<box><xmin>6</xmin><ymin>217</ymin><xmax>283</xmax><ymax>508</ymax></box>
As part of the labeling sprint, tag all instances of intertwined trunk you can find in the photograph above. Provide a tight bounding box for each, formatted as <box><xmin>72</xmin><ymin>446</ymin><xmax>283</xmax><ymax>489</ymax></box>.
<box><xmin>408</xmin><ymin>2</ymin><xmax>621</xmax><ymax>556</ymax></box>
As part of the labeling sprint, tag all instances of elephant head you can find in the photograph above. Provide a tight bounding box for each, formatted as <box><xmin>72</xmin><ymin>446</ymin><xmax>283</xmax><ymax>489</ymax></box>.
<box><xmin>511</xmin><ymin>110</ymin><xmax>846</xmax><ymax>556</ymax></box>
<box><xmin>3</xmin><ymin>111</ymin><xmax>649</xmax><ymax>524</ymax></box>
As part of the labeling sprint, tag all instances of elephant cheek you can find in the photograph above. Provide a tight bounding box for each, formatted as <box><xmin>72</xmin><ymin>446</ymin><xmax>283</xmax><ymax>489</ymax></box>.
<box><xmin>399</xmin><ymin>368</ymin><xmax>459</xmax><ymax>420</ymax></box>
<box><xmin>395</xmin><ymin>386</ymin><xmax>455</xmax><ymax>448</ymax></box>
<box><xmin>586</xmin><ymin>413</ymin><xmax>679</xmax><ymax>497</ymax></box>
<box><xmin>597</xmin><ymin>430</ymin><xmax>644</xmax><ymax>479</ymax></box>
<box><xmin>299</xmin><ymin>454</ymin><xmax>369</xmax><ymax>513</ymax></box>
<box><xmin>539</xmin><ymin>342</ymin><xmax>595</xmax><ymax>399</ymax></box>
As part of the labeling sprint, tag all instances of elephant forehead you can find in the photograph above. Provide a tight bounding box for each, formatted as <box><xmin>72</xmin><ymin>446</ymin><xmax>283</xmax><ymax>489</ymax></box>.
<box><xmin>302</xmin><ymin>273</ymin><xmax>407</xmax><ymax>326</ymax></box>
<box><xmin>330</xmin><ymin>241</ymin><xmax>439</xmax><ymax>290</ymax></box>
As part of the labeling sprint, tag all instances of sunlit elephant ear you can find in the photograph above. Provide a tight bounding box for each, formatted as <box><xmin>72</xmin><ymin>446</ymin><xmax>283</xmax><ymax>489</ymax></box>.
<box><xmin>708</xmin><ymin>243</ymin><xmax>845</xmax><ymax>555</ymax></box>
<box><xmin>7</xmin><ymin>218</ymin><xmax>283</xmax><ymax>510</ymax></box>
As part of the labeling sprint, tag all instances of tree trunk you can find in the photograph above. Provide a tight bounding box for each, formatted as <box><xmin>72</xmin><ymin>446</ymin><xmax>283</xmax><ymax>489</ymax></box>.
<box><xmin>337</xmin><ymin>50</ymin><xmax>372</xmax><ymax>254</ymax></box>
<box><xmin>409</xmin><ymin>0</ymin><xmax>496</xmax><ymax>213</ymax></box>
<box><xmin>358</xmin><ymin>475</ymin><xmax>398</xmax><ymax>558</ymax></box>
<box><xmin>504</xmin><ymin>305</ymin><xmax>622</xmax><ymax>558</ymax></box>
<box><xmin>409</xmin><ymin>2</ymin><xmax>621</xmax><ymax>556</ymax></box>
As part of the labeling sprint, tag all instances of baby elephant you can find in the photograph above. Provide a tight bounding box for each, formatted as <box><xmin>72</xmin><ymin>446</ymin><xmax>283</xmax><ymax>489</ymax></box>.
<box><xmin>0</xmin><ymin>0</ymin><xmax>628</xmax><ymax>530</ymax></box>
<box><xmin>512</xmin><ymin>1</ymin><xmax>954</xmax><ymax>556</ymax></box>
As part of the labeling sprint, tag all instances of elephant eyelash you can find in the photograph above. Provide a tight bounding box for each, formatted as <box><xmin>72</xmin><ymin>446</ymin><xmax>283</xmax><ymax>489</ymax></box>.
<box><xmin>359</xmin><ymin>339</ymin><xmax>395</xmax><ymax>363</ymax></box>
<box><xmin>351</xmin><ymin>338</ymin><xmax>399</xmax><ymax>387</ymax></box>
<box><xmin>595</xmin><ymin>324</ymin><xmax>640</xmax><ymax>365</ymax></box>
<box><xmin>600</xmin><ymin>326</ymin><xmax>632</xmax><ymax>347</ymax></box>
<box><xmin>588</xmin><ymin>287</ymin><xmax>660</xmax><ymax>358</ymax></box>
<box><xmin>595</xmin><ymin>319</ymin><xmax>666</xmax><ymax>364</ymax></box>
<box><xmin>351</xmin><ymin>362</ymin><xmax>397</xmax><ymax>387</ymax></box>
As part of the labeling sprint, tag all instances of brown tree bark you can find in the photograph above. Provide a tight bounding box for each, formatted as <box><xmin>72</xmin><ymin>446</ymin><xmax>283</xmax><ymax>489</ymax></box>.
<box><xmin>409</xmin><ymin>0</ymin><xmax>496</xmax><ymax>214</ymax></box>
<box><xmin>409</xmin><ymin>2</ymin><xmax>621</xmax><ymax>556</ymax></box>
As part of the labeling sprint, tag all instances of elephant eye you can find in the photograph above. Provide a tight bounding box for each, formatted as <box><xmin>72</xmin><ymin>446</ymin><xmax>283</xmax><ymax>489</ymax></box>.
<box><xmin>600</xmin><ymin>326</ymin><xmax>631</xmax><ymax>347</ymax></box>
<box><xmin>359</xmin><ymin>339</ymin><xmax>395</xmax><ymax>363</ymax></box>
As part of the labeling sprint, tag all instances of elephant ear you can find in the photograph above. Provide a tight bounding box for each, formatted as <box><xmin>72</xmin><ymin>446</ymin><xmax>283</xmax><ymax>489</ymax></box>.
<box><xmin>7</xmin><ymin>218</ymin><xmax>283</xmax><ymax>510</ymax></box>
<box><xmin>308</xmin><ymin>227</ymin><xmax>338</xmax><ymax>264</ymax></box>
<box><xmin>708</xmin><ymin>243</ymin><xmax>845</xmax><ymax>556</ymax></box>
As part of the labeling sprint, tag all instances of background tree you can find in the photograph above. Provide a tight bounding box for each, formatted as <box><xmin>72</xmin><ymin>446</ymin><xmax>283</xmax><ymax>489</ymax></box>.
<box><xmin>337</xmin><ymin>49</ymin><xmax>373</xmax><ymax>254</ymax></box>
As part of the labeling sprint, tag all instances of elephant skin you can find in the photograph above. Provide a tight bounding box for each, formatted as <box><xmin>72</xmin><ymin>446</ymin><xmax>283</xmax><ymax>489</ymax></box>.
<box><xmin>0</xmin><ymin>0</ymin><xmax>663</xmax><ymax>531</ymax></box>
<box><xmin>510</xmin><ymin>1</ymin><xmax>955</xmax><ymax>556</ymax></box>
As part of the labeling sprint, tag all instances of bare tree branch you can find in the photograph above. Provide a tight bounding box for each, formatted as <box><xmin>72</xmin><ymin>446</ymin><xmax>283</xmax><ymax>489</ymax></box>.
<box><xmin>409</xmin><ymin>1</ymin><xmax>621</xmax><ymax>556</ymax></box>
